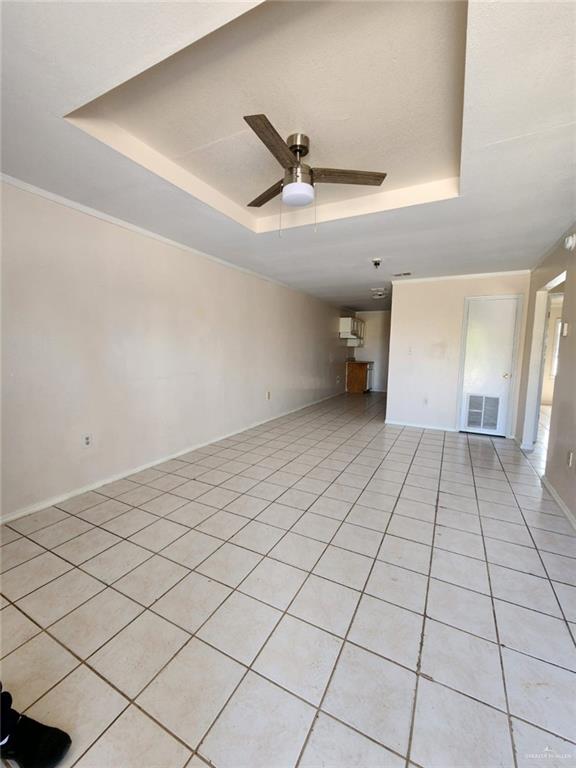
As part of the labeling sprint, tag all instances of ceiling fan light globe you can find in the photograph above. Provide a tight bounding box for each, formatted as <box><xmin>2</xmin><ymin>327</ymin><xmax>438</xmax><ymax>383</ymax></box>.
<box><xmin>282</xmin><ymin>182</ymin><xmax>314</xmax><ymax>207</ymax></box>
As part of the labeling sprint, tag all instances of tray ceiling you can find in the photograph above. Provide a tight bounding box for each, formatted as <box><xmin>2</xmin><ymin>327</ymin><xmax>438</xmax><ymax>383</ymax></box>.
<box><xmin>3</xmin><ymin>1</ymin><xmax>574</xmax><ymax>309</ymax></box>
<box><xmin>68</xmin><ymin>0</ymin><xmax>467</xmax><ymax>233</ymax></box>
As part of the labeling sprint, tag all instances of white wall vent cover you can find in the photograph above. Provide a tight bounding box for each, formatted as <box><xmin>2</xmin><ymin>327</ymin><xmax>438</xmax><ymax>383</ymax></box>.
<box><xmin>467</xmin><ymin>395</ymin><xmax>499</xmax><ymax>431</ymax></box>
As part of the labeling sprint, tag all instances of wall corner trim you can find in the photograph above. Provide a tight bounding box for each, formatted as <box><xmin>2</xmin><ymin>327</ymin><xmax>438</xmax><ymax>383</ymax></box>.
<box><xmin>541</xmin><ymin>475</ymin><xmax>576</xmax><ymax>533</ymax></box>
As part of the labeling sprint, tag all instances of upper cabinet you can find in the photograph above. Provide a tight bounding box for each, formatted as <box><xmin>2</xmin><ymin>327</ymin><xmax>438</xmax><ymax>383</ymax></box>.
<box><xmin>339</xmin><ymin>317</ymin><xmax>365</xmax><ymax>347</ymax></box>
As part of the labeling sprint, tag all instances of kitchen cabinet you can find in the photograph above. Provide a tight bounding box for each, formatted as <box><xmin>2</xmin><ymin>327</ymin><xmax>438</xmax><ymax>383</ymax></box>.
<box><xmin>346</xmin><ymin>361</ymin><xmax>374</xmax><ymax>393</ymax></box>
<box><xmin>339</xmin><ymin>317</ymin><xmax>365</xmax><ymax>347</ymax></box>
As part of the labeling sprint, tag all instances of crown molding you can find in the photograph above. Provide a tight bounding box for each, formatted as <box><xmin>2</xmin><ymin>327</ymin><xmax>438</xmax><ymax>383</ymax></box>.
<box><xmin>391</xmin><ymin>270</ymin><xmax>531</xmax><ymax>286</ymax></box>
<box><xmin>1</xmin><ymin>173</ymin><xmax>301</xmax><ymax>296</ymax></box>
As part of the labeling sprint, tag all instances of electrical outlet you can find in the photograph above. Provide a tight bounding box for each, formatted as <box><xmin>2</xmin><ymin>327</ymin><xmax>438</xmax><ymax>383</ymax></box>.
<box><xmin>82</xmin><ymin>433</ymin><xmax>93</xmax><ymax>449</ymax></box>
<box><xmin>568</xmin><ymin>450</ymin><xmax>574</xmax><ymax>469</ymax></box>
<box><xmin>336</xmin><ymin>375</ymin><xmax>341</xmax><ymax>384</ymax></box>
<box><xmin>266</xmin><ymin>391</ymin><xmax>271</xmax><ymax>401</ymax></box>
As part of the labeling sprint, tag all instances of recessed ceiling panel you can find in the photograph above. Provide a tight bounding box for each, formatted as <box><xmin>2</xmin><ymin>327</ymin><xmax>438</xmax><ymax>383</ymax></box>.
<box><xmin>68</xmin><ymin>0</ymin><xmax>467</xmax><ymax>232</ymax></box>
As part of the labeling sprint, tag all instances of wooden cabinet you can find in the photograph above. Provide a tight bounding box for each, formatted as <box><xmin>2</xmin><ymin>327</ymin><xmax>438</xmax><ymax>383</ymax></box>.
<box><xmin>346</xmin><ymin>361</ymin><xmax>372</xmax><ymax>393</ymax></box>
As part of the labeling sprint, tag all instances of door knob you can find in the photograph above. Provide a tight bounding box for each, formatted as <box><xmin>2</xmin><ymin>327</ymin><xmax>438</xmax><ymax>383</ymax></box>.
<box><xmin>502</xmin><ymin>373</ymin><xmax>510</xmax><ymax>379</ymax></box>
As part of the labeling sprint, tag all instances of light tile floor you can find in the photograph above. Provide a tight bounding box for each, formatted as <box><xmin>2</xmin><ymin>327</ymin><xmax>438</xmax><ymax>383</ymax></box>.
<box><xmin>526</xmin><ymin>405</ymin><xmax>552</xmax><ymax>478</ymax></box>
<box><xmin>2</xmin><ymin>393</ymin><xmax>576</xmax><ymax>767</ymax></box>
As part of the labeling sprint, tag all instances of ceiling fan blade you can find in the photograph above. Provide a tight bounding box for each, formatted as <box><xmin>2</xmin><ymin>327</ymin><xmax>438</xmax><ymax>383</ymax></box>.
<box><xmin>247</xmin><ymin>179</ymin><xmax>283</xmax><ymax>207</ymax></box>
<box><xmin>244</xmin><ymin>114</ymin><xmax>296</xmax><ymax>170</ymax></box>
<box><xmin>312</xmin><ymin>168</ymin><xmax>387</xmax><ymax>186</ymax></box>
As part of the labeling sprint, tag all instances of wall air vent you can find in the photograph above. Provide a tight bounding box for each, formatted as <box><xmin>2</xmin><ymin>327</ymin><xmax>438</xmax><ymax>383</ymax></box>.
<box><xmin>467</xmin><ymin>395</ymin><xmax>500</xmax><ymax>431</ymax></box>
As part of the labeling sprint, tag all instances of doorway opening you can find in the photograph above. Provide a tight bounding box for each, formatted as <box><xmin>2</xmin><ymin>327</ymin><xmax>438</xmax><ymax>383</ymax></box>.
<box><xmin>521</xmin><ymin>271</ymin><xmax>567</xmax><ymax>475</ymax></box>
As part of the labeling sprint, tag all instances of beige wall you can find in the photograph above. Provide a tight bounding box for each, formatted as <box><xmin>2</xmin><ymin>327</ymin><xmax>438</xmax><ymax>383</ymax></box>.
<box><xmin>516</xmin><ymin>233</ymin><xmax>576</xmax><ymax>516</ymax></box>
<box><xmin>1</xmin><ymin>182</ymin><xmax>346</xmax><ymax>519</ymax></box>
<box><xmin>386</xmin><ymin>272</ymin><xmax>530</xmax><ymax>432</ymax></box>
<box><xmin>355</xmin><ymin>310</ymin><xmax>391</xmax><ymax>392</ymax></box>
<box><xmin>541</xmin><ymin>295</ymin><xmax>564</xmax><ymax>405</ymax></box>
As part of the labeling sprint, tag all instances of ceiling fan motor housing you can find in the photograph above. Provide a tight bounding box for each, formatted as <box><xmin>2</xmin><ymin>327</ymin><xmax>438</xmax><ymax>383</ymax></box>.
<box><xmin>287</xmin><ymin>133</ymin><xmax>310</xmax><ymax>159</ymax></box>
<box><xmin>284</xmin><ymin>164</ymin><xmax>313</xmax><ymax>187</ymax></box>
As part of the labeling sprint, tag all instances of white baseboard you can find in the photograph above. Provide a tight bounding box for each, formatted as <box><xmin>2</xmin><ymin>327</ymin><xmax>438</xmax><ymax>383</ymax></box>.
<box><xmin>517</xmin><ymin>435</ymin><xmax>535</xmax><ymax>451</ymax></box>
<box><xmin>541</xmin><ymin>475</ymin><xmax>576</xmax><ymax>533</ymax></box>
<box><xmin>385</xmin><ymin>419</ymin><xmax>457</xmax><ymax>432</ymax></box>
<box><xmin>2</xmin><ymin>390</ymin><xmax>344</xmax><ymax>524</ymax></box>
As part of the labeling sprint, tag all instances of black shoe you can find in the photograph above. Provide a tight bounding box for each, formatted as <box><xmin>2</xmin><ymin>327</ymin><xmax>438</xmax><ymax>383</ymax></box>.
<box><xmin>0</xmin><ymin>714</ymin><xmax>71</xmax><ymax>768</ymax></box>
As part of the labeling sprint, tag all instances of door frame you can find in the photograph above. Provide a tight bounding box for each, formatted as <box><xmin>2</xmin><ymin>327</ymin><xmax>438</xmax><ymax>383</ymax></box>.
<box><xmin>456</xmin><ymin>295</ymin><xmax>524</xmax><ymax>438</ymax></box>
<box><xmin>520</xmin><ymin>271</ymin><xmax>567</xmax><ymax>450</ymax></box>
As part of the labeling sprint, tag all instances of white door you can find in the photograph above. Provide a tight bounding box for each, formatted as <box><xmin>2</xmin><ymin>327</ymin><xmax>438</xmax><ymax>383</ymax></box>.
<box><xmin>460</xmin><ymin>296</ymin><xmax>520</xmax><ymax>436</ymax></box>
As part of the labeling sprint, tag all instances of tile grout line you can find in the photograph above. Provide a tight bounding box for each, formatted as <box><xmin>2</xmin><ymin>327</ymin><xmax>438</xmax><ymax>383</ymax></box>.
<box><xmin>9</xmin><ymin>449</ymin><xmax>570</xmax><ymax>578</ymax></box>
<box><xmin>1</xmin><ymin>402</ymin><xmax>389</xmax><ymax>608</ymax></box>
<box><xmin>2</xmin><ymin>441</ymin><xmax>361</xmax><ymax>628</ymax></box>
<box><xmin>294</xmin><ymin>424</ymin><xmax>432</xmax><ymax>768</ymax></box>
<box><xmin>402</xmin><ymin>428</ymin><xmax>445</xmax><ymax>768</ymax></box>
<box><xmin>3</xmin><ymin>399</ymin><xmax>574</xmax><ymax>765</ymax></box>
<box><xmin>468</xmin><ymin>436</ymin><xmax>519</xmax><ymax>768</ymax></box>
<box><xmin>192</xmin><ymin>402</ymin><xmax>402</xmax><ymax>763</ymax></box>
<box><xmin>492</xmin><ymin>441</ymin><xmax>576</xmax><ymax>647</ymax></box>
<box><xmin>4</xmin><ymin>399</ymin><xmax>370</xmax><ymax>765</ymax></box>
<box><xmin>46</xmin><ymin>398</ymin><xmax>392</xmax><ymax>766</ymax></box>
<box><xmin>5</xmin><ymin>468</ymin><xmax>576</xmax><ymax>678</ymax></box>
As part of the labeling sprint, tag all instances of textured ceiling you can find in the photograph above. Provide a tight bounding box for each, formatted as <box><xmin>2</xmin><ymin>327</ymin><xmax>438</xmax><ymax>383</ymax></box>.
<box><xmin>2</xmin><ymin>1</ymin><xmax>575</xmax><ymax>309</ymax></box>
<box><xmin>69</xmin><ymin>1</ymin><xmax>466</xmax><ymax>230</ymax></box>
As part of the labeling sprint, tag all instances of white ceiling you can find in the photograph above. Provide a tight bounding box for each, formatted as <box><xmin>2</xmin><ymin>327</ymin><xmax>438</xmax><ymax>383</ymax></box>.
<box><xmin>2</xmin><ymin>1</ymin><xmax>575</xmax><ymax>309</ymax></box>
<box><xmin>69</xmin><ymin>1</ymin><xmax>466</xmax><ymax>231</ymax></box>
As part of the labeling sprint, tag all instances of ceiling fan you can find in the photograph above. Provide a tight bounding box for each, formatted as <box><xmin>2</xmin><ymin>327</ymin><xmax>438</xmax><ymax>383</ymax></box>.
<box><xmin>244</xmin><ymin>114</ymin><xmax>387</xmax><ymax>208</ymax></box>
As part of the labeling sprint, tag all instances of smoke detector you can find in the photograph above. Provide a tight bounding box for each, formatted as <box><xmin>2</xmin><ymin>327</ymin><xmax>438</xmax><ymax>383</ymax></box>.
<box><xmin>370</xmin><ymin>287</ymin><xmax>388</xmax><ymax>299</ymax></box>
